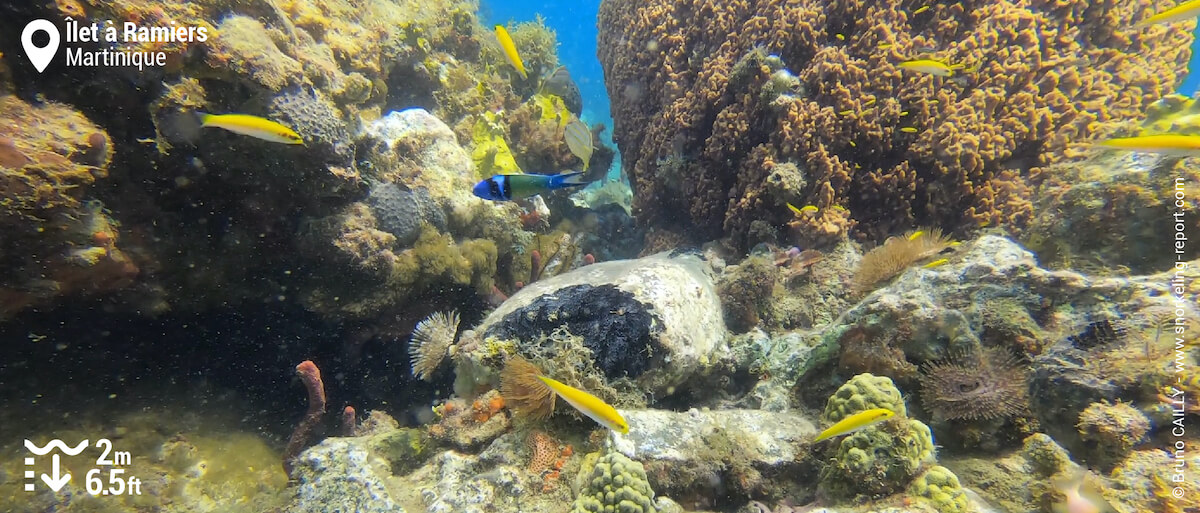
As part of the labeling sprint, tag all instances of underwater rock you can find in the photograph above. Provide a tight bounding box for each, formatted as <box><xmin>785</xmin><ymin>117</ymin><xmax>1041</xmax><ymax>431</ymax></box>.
<box><xmin>612</xmin><ymin>408</ymin><xmax>817</xmax><ymax>506</ymax></box>
<box><xmin>361</xmin><ymin>108</ymin><xmax>481</xmax><ymax>215</ymax></box>
<box><xmin>268</xmin><ymin>88</ymin><xmax>353</xmax><ymax>163</ymax></box>
<box><xmin>286</xmin><ymin>438</ymin><xmax>404</xmax><ymax>513</ymax></box>
<box><xmin>466</xmin><ymin>252</ymin><xmax>725</xmax><ymax>397</ymax></box>
<box><xmin>367</xmin><ymin>182</ymin><xmax>447</xmax><ymax>247</ymax></box>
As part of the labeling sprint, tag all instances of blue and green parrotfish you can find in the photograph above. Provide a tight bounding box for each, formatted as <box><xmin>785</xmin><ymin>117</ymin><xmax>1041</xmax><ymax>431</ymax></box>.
<box><xmin>472</xmin><ymin>172</ymin><xmax>589</xmax><ymax>201</ymax></box>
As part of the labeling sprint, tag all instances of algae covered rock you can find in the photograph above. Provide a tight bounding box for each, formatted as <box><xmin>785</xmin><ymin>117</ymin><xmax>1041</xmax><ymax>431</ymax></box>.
<box><xmin>286</xmin><ymin>438</ymin><xmax>404</xmax><ymax>513</ymax></box>
<box><xmin>571</xmin><ymin>450</ymin><xmax>657</xmax><ymax>513</ymax></box>
<box><xmin>1076</xmin><ymin>401</ymin><xmax>1149</xmax><ymax>471</ymax></box>
<box><xmin>462</xmin><ymin>252</ymin><xmax>726</xmax><ymax>398</ymax></box>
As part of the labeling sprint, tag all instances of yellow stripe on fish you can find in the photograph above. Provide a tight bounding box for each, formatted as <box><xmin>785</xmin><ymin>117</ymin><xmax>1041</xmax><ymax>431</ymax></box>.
<box><xmin>1096</xmin><ymin>134</ymin><xmax>1200</xmax><ymax>156</ymax></box>
<box><xmin>564</xmin><ymin>117</ymin><xmax>593</xmax><ymax>169</ymax></box>
<box><xmin>536</xmin><ymin>375</ymin><xmax>630</xmax><ymax>434</ymax></box>
<box><xmin>898</xmin><ymin>59</ymin><xmax>954</xmax><ymax>77</ymax></box>
<box><xmin>922</xmin><ymin>258</ymin><xmax>949</xmax><ymax>269</ymax></box>
<box><xmin>198</xmin><ymin>113</ymin><xmax>303</xmax><ymax>145</ymax></box>
<box><xmin>494</xmin><ymin>25</ymin><xmax>527</xmax><ymax>79</ymax></box>
<box><xmin>813</xmin><ymin>408</ymin><xmax>896</xmax><ymax>442</ymax></box>
<box><xmin>1135</xmin><ymin>0</ymin><xmax>1200</xmax><ymax>28</ymax></box>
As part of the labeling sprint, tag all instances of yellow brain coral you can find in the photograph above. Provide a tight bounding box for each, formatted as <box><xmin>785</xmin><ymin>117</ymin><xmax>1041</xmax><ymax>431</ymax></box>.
<box><xmin>598</xmin><ymin>0</ymin><xmax>1193</xmax><ymax>248</ymax></box>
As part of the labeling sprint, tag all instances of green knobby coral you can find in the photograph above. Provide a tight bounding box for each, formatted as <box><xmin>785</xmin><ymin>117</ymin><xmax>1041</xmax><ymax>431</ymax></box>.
<box><xmin>819</xmin><ymin>416</ymin><xmax>936</xmax><ymax>499</ymax></box>
<box><xmin>571</xmin><ymin>450</ymin><xmax>657</xmax><ymax>513</ymax></box>
<box><xmin>822</xmin><ymin>373</ymin><xmax>907</xmax><ymax>423</ymax></box>
<box><xmin>908</xmin><ymin>465</ymin><xmax>970</xmax><ymax>513</ymax></box>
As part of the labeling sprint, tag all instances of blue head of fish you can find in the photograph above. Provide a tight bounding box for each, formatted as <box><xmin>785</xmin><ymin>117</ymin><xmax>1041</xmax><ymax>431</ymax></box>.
<box><xmin>473</xmin><ymin>175</ymin><xmax>508</xmax><ymax>201</ymax></box>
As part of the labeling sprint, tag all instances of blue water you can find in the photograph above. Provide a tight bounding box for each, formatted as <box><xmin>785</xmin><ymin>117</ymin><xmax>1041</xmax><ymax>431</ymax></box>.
<box><xmin>481</xmin><ymin>0</ymin><xmax>621</xmax><ymax>180</ymax></box>
<box><xmin>1184</xmin><ymin>25</ymin><xmax>1200</xmax><ymax>96</ymax></box>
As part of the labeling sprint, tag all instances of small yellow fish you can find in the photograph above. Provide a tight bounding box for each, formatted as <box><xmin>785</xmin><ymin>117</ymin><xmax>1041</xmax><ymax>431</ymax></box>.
<box><xmin>838</xmin><ymin>109</ymin><xmax>854</xmax><ymax>116</ymax></box>
<box><xmin>1096</xmin><ymin>134</ymin><xmax>1200</xmax><ymax>156</ymax></box>
<box><xmin>900</xmin><ymin>111</ymin><xmax>910</xmax><ymax>116</ymax></box>
<box><xmin>849</xmin><ymin>141</ymin><xmax>857</xmax><ymax>147</ymax></box>
<box><xmin>922</xmin><ymin>258</ymin><xmax>949</xmax><ymax>269</ymax></box>
<box><xmin>878</xmin><ymin>43</ymin><xmax>894</xmax><ymax>50</ymax></box>
<box><xmin>900</xmin><ymin>127</ymin><xmax>919</xmax><ymax>133</ymax></box>
<box><xmin>564</xmin><ymin>117</ymin><xmax>594</xmax><ymax>169</ymax></box>
<box><xmin>495</xmin><ymin>25</ymin><xmax>527</xmax><ymax>79</ymax></box>
<box><xmin>800</xmin><ymin>205</ymin><xmax>819</xmax><ymax>214</ymax></box>
<box><xmin>835</xmin><ymin>33</ymin><xmax>845</xmax><ymax>41</ymax></box>
<box><xmin>1135</xmin><ymin>0</ymin><xmax>1200</xmax><ymax>28</ymax></box>
<box><xmin>813</xmin><ymin>408</ymin><xmax>896</xmax><ymax>442</ymax></box>
<box><xmin>537</xmin><ymin>375</ymin><xmax>629</xmax><ymax>433</ymax></box>
<box><xmin>197</xmin><ymin>112</ymin><xmax>303</xmax><ymax>145</ymax></box>
<box><xmin>898</xmin><ymin>59</ymin><xmax>954</xmax><ymax>77</ymax></box>
<box><xmin>787</xmin><ymin>202</ymin><xmax>803</xmax><ymax>215</ymax></box>
<box><xmin>913</xmin><ymin>5</ymin><xmax>931</xmax><ymax>14</ymax></box>
<box><xmin>908</xmin><ymin>230</ymin><xmax>925</xmax><ymax>240</ymax></box>
<box><xmin>864</xmin><ymin>98</ymin><xmax>877</xmax><ymax>107</ymax></box>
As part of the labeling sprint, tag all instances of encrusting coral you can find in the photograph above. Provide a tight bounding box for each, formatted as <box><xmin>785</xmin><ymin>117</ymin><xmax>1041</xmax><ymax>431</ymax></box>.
<box><xmin>597</xmin><ymin>0</ymin><xmax>1194</xmax><ymax>249</ymax></box>
<box><xmin>570</xmin><ymin>450</ymin><xmax>658</xmax><ymax>513</ymax></box>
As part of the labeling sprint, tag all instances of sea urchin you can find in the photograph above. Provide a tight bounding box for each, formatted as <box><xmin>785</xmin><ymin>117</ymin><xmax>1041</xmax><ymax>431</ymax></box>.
<box><xmin>409</xmin><ymin>310</ymin><xmax>461</xmax><ymax>381</ymax></box>
<box><xmin>919</xmin><ymin>346</ymin><xmax>1029</xmax><ymax>421</ymax></box>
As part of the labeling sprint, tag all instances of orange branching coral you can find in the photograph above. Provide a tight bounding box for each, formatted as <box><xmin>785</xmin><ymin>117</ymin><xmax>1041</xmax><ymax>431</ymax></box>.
<box><xmin>852</xmin><ymin>228</ymin><xmax>951</xmax><ymax>293</ymax></box>
<box><xmin>598</xmin><ymin>0</ymin><xmax>1193</xmax><ymax>249</ymax></box>
<box><xmin>500</xmin><ymin>356</ymin><xmax>556</xmax><ymax>420</ymax></box>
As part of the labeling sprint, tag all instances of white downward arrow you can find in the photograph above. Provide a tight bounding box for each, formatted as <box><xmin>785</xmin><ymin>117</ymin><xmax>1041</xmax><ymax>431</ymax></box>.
<box><xmin>41</xmin><ymin>454</ymin><xmax>71</xmax><ymax>492</ymax></box>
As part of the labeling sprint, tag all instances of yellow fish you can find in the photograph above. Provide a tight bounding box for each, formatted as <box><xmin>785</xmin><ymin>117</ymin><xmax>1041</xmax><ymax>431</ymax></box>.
<box><xmin>908</xmin><ymin>230</ymin><xmax>925</xmax><ymax>240</ymax></box>
<box><xmin>1135</xmin><ymin>0</ymin><xmax>1200</xmax><ymax>28</ymax></box>
<box><xmin>913</xmin><ymin>5</ymin><xmax>931</xmax><ymax>14</ymax></box>
<box><xmin>787</xmin><ymin>203</ymin><xmax>818</xmax><ymax>216</ymax></box>
<box><xmin>564</xmin><ymin>117</ymin><xmax>593</xmax><ymax>169</ymax></box>
<box><xmin>899</xmin><ymin>127</ymin><xmax>919</xmax><ymax>133</ymax></box>
<box><xmin>1096</xmin><ymin>134</ymin><xmax>1200</xmax><ymax>156</ymax></box>
<box><xmin>922</xmin><ymin>258</ymin><xmax>949</xmax><ymax>269</ymax></box>
<box><xmin>537</xmin><ymin>375</ymin><xmax>629</xmax><ymax>433</ymax></box>
<box><xmin>197</xmin><ymin>113</ymin><xmax>303</xmax><ymax>144</ymax></box>
<box><xmin>898</xmin><ymin>59</ymin><xmax>954</xmax><ymax>77</ymax></box>
<box><xmin>813</xmin><ymin>408</ymin><xmax>896</xmax><ymax>442</ymax></box>
<box><xmin>494</xmin><ymin>25</ymin><xmax>527</xmax><ymax>79</ymax></box>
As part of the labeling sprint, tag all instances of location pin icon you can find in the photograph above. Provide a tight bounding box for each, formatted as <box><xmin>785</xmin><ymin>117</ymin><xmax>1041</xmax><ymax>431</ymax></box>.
<box><xmin>22</xmin><ymin>19</ymin><xmax>60</xmax><ymax>73</ymax></box>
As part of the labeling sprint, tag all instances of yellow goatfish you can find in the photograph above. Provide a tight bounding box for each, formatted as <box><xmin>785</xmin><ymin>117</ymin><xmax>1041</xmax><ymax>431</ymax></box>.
<box><xmin>495</xmin><ymin>25</ymin><xmax>527</xmax><ymax>79</ymax></box>
<box><xmin>537</xmin><ymin>375</ymin><xmax>630</xmax><ymax>434</ymax></box>
<box><xmin>1096</xmin><ymin>134</ymin><xmax>1200</xmax><ymax>156</ymax></box>
<box><xmin>898</xmin><ymin>59</ymin><xmax>954</xmax><ymax>77</ymax></box>
<box><xmin>1135</xmin><ymin>0</ymin><xmax>1200</xmax><ymax>28</ymax></box>
<box><xmin>813</xmin><ymin>408</ymin><xmax>896</xmax><ymax>442</ymax></box>
<box><xmin>197</xmin><ymin>112</ymin><xmax>303</xmax><ymax>145</ymax></box>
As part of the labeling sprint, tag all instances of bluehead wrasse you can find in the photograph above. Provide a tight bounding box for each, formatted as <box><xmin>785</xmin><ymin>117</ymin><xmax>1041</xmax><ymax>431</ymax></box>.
<box><xmin>813</xmin><ymin>408</ymin><xmax>896</xmax><ymax>442</ymax></box>
<box><xmin>922</xmin><ymin>258</ymin><xmax>949</xmax><ymax>269</ymax></box>
<box><xmin>196</xmin><ymin>112</ymin><xmax>304</xmax><ymax>144</ymax></box>
<box><xmin>835</xmin><ymin>33</ymin><xmax>845</xmax><ymax>41</ymax></box>
<box><xmin>495</xmin><ymin>25</ymin><xmax>527</xmax><ymax>79</ymax></box>
<box><xmin>537</xmin><ymin>375</ymin><xmax>630</xmax><ymax>433</ymax></box>
<box><xmin>799</xmin><ymin>205</ymin><xmax>819</xmax><ymax>214</ymax></box>
<box><xmin>900</xmin><ymin>111</ymin><xmax>910</xmax><ymax>116</ymax></box>
<box><xmin>838</xmin><ymin>109</ymin><xmax>854</xmax><ymax>116</ymax></box>
<box><xmin>913</xmin><ymin>5</ymin><xmax>931</xmax><ymax>14</ymax></box>
<box><xmin>1096</xmin><ymin>134</ymin><xmax>1200</xmax><ymax>156</ymax></box>
<box><xmin>787</xmin><ymin>202</ymin><xmax>804</xmax><ymax>216</ymax></box>
<box><xmin>908</xmin><ymin>230</ymin><xmax>925</xmax><ymax>240</ymax></box>
<box><xmin>948</xmin><ymin>241</ymin><xmax>962</xmax><ymax>247</ymax></box>
<box><xmin>473</xmin><ymin>172</ymin><xmax>590</xmax><ymax>201</ymax></box>
<box><xmin>898</xmin><ymin>59</ymin><xmax>954</xmax><ymax>77</ymax></box>
<box><xmin>1134</xmin><ymin>0</ymin><xmax>1200</xmax><ymax>28</ymax></box>
<box><xmin>849</xmin><ymin>141</ymin><xmax>857</xmax><ymax>147</ymax></box>
<box><xmin>900</xmin><ymin>127</ymin><xmax>919</xmax><ymax>133</ymax></box>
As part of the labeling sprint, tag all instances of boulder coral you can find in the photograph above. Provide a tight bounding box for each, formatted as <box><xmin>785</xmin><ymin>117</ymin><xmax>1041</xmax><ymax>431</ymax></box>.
<box><xmin>597</xmin><ymin>0</ymin><xmax>1194</xmax><ymax>248</ymax></box>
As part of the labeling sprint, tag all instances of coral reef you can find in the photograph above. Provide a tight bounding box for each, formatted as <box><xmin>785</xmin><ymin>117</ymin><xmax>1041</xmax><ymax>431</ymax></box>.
<box><xmin>570</xmin><ymin>450</ymin><xmax>657</xmax><ymax>513</ymax></box>
<box><xmin>817</xmin><ymin>374</ymin><xmax>936</xmax><ymax>501</ymax></box>
<box><xmin>907</xmin><ymin>465</ymin><xmax>969</xmax><ymax>513</ymax></box>
<box><xmin>597</xmin><ymin>0</ymin><xmax>1194</xmax><ymax>249</ymax></box>
<box><xmin>1075</xmin><ymin>401</ymin><xmax>1149</xmax><ymax>472</ymax></box>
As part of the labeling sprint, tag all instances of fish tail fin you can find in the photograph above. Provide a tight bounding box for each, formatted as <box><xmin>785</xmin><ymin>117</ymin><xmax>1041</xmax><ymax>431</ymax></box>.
<box><xmin>194</xmin><ymin>111</ymin><xmax>213</xmax><ymax>127</ymax></box>
<box><xmin>548</xmin><ymin>171</ymin><xmax>589</xmax><ymax>190</ymax></box>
